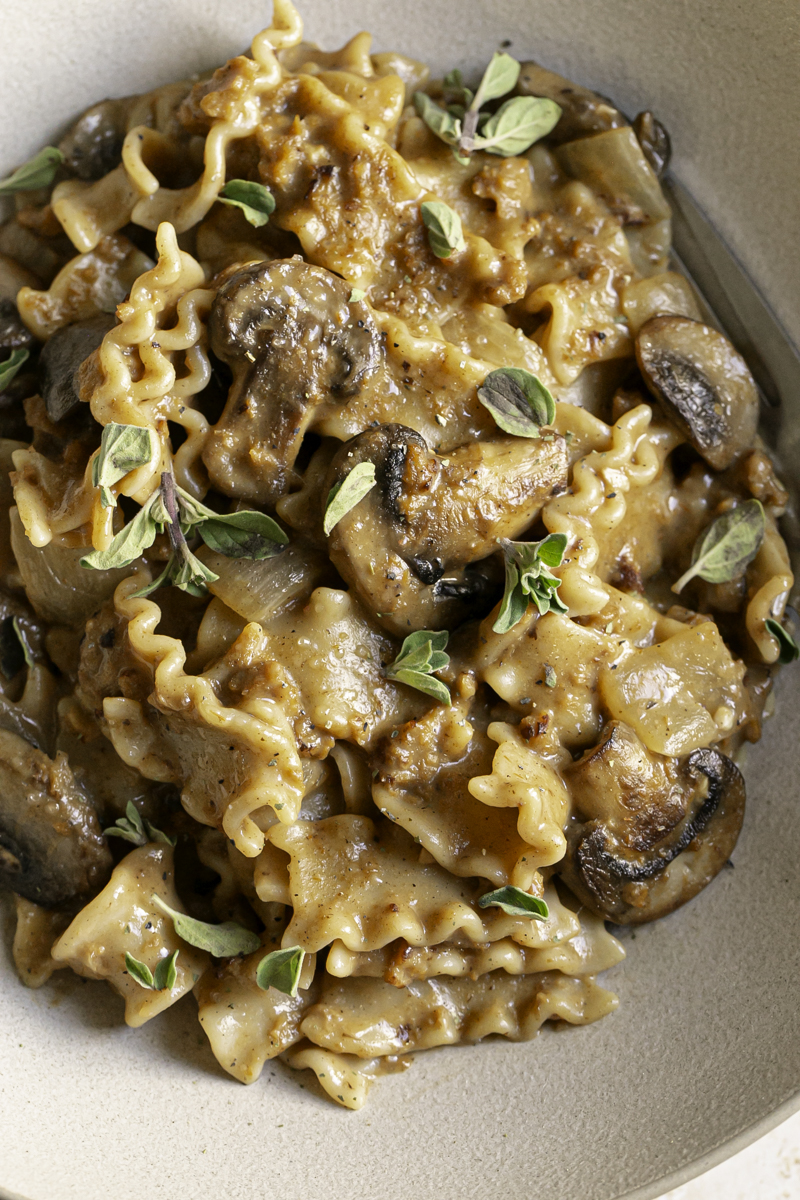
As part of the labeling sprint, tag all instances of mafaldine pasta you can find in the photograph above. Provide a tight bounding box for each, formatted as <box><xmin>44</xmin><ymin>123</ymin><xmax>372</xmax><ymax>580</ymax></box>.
<box><xmin>0</xmin><ymin>0</ymin><xmax>794</xmax><ymax>1109</ymax></box>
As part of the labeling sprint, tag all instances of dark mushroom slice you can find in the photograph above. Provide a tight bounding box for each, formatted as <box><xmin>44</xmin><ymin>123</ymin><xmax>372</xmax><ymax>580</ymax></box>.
<box><xmin>632</xmin><ymin>111</ymin><xmax>671</xmax><ymax>178</ymax></box>
<box><xmin>0</xmin><ymin>298</ymin><xmax>39</xmax><ymax>438</ymax></box>
<box><xmin>515</xmin><ymin>62</ymin><xmax>628</xmax><ymax>143</ymax></box>
<box><xmin>0</xmin><ymin>727</ymin><xmax>112</xmax><ymax>907</ymax></box>
<box><xmin>39</xmin><ymin>312</ymin><xmax>116</xmax><ymax>423</ymax></box>
<box><xmin>203</xmin><ymin>258</ymin><xmax>381</xmax><ymax>506</ymax></box>
<box><xmin>324</xmin><ymin>422</ymin><xmax>568</xmax><ymax>635</ymax></box>
<box><xmin>636</xmin><ymin>315</ymin><xmax>759</xmax><ymax>471</ymax></box>
<box><xmin>559</xmin><ymin>721</ymin><xmax>744</xmax><ymax>924</ymax></box>
<box><xmin>58</xmin><ymin>98</ymin><xmax>131</xmax><ymax>182</ymax></box>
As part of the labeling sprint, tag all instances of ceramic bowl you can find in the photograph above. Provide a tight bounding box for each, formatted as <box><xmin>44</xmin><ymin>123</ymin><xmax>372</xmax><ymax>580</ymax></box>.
<box><xmin>0</xmin><ymin>3</ymin><xmax>798</xmax><ymax>1198</ymax></box>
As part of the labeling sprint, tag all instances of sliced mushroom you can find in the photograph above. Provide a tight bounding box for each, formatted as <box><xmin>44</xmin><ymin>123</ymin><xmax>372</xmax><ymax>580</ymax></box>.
<box><xmin>203</xmin><ymin>259</ymin><xmax>381</xmax><ymax>505</ymax></box>
<box><xmin>0</xmin><ymin>727</ymin><xmax>112</xmax><ymax>907</ymax></box>
<box><xmin>559</xmin><ymin>721</ymin><xmax>744</xmax><ymax>924</ymax></box>
<box><xmin>39</xmin><ymin>312</ymin><xmax>116</xmax><ymax>422</ymax></box>
<box><xmin>58</xmin><ymin>98</ymin><xmax>130</xmax><ymax>182</ymax></box>
<box><xmin>632</xmin><ymin>111</ymin><xmax>671</xmax><ymax>178</ymax></box>
<box><xmin>325</xmin><ymin>423</ymin><xmax>568</xmax><ymax>635</ymax></box>
<box><xmin>0</xmin><ymin>298</ymin><xmax>38</xmax><ymax>438</ymax></box>
<box><xmin>516</xmin><ymin>62</ymin><xmax>627</xmax><ymax>143</ymax></box>
<box><xmin>636</xmin><ymin>315</ymin><xmax>759</xmax><ymax>470</ymax></box>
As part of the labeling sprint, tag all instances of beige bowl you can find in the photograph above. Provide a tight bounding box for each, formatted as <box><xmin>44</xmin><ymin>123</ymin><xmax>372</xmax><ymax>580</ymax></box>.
<box><xmin>0</xmin><ymin>2</ymin><xmax>799</xmax><ymax>1198</ymax></box>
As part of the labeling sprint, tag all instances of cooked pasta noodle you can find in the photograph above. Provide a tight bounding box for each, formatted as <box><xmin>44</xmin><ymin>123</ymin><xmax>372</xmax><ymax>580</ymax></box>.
<box><xmin>0</xmin><ymin>0</ymin><xmax>793</xmax><ymax>1110</ymax></box>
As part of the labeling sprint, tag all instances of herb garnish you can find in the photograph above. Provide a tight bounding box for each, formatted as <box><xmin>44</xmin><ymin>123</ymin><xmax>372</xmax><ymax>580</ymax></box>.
<box><xmin>103</xmin><ymin>800</ymin><xmax>175</xmax><ymax>848</ymax></box>
<box><xmin>414</xmin><ymin>53</ymin><xmax>560</xmax><ymax>161</ymax></box>
<box><xmin>0</xmin><ymin>348</ymin><xmax>30</xmax><ymax>394</ymax></box>
<box><xmin>477</xmin><ymin>367</ymin><xmax>556</xmax><ymax>437</ymax></box>
<box><xmin>477</xmin><ymin>886</ymin><xmax>549</xmax><ymax>920</ymax></box>
<box><xmin>420</xmin><ymin>200</ymin><xmax>466</xmax><ymax>259</ymax></box>
<box><xmin>255</xmin><ymin>946</ymin><xmax>306</xmax><ymax>997</ymax></box>
<box><xmin>125</xmin><ymin>949</ymin><xmax>179</xmax><ymax>991</ymax></box>
<box><xmin>92</xmin><ymin>423</ymin><xmax>158</xmax><ymax>509</ymax></box>
<box><xmin>151</xmin><ymin>895</ymin><xmax>261</xmax><ymax>958</ymax></box>
<box><xmin>323</xmin><ymin>461</ymin><xmax>377</xmax><ymax>535</ymax></box>
<box><xmin>0</xmin><ymin>146</ymin><xmax>64</xmax><ymax>195</ymax></box>
<box><xmin>218</xmin><ymin>180</ymin><xmax>276</xmax><ymax>227</ymax></box>
<box><xmin>384</xmin><ymin>629</ymin><xmax>451</xmax><ymax>706</ymax></box>
<box><xmin>765</xmin><ymin>617</ymin><xmax>800</xmax><ymax>664</ymax></box>
<box><xmin>82</xmin><ymin>435</ymin><xmax>288</xmax><ymax>596</ymax></box>
<box><xmin>493</xmin><ymin>533</ymin><xmax>568</xmax><ymax>634</ymax></box>
<box><xmin>672</xmin><ymin>499</ymin><xmax>765</xmax><ymax>594</ymax></box>
<box><xmin>349</xmin><ymin>288</ymin><xmax>366</xmax><ymax>303</ymax></box>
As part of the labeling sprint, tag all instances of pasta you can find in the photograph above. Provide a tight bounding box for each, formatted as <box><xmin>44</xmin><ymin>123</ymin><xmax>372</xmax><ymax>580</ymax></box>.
<box><xmin>0</xmin><ymin>0</ymin><xmax>794</xmax><ymax>1111</ymax></box>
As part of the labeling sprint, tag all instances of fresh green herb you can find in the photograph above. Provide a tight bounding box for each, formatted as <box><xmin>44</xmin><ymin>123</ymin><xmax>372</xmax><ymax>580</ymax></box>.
<box><xmin>104</xmin><ymin>800</ymin><xmax>176</xmax><ymax>848</ymax></box>
<box><xmin>125</xmin><ymin>949</ymin><xmax>179</xmax><ymax>991</ymax></box>
<box><xmin>420</xmin><ymin>200</ymin><xmax>466</xmax><ymax>259</ymax></box>
<box><xmin>151</xmin><ymin>895</ymin><xmax>261</xmax><ymax>957</ymax></box>
<box><xmin>672</xmin><ymin>499</ymin><xmax>765</xmax><ymax>594</ymax></box>
<box><xmin>323</xmin><ymin>461</ymin><xmax>377</xmax><ymax>535</ymax></box>
<box><xmin>0</xmin><ymin>146</ymin><xmax>63</xmax><ymax>195</ymax></box>
<box><xmin>83</xmin><ymin>462</ymin><xmax>287</xmax><ymax>595</ymax></box>
<box><xmin>477</xmin><ymin>886</ymin><xmax>549</xmax><ymax>920</ymax></box>
<box><xmin>413</xmin><ymin>92</ymin><xmax>462</xmax><ymax>147</ymax></box>
<box><xmin>765</xmin><ymin>617</ymin><xmax>800</xmax><ymax>664</ymax></box>
<box><xmin>384</xmin><ymin>629</ymin><xmax>451</xmax><ymax>706</ymax></box>
<box><xmin>349</xmin><ymin>288</ymin><xmax>366</xmax><ymax>303</ymax></box>
<box><xmin>473</xmin><ymin>96</ymin><xmax>562</xmax><ymax>156</ymax></box>
<box><xmin>493</xmin><ymin>533</ymin><xmax>568</xmax><ymax>633</ymax></box>
<box><xmin>0</xmin><ymin>348</ymin><xmax>30</xmax><ymax>394</ymax></box>
<box><xmin>218</xmin><ymin>179</ymin><xmax>276</xmax><ymax>227</ymax></box>
<box><xmin>477</xmin><ymin>367</ymin><xmax>556</xmax><ymax>436</ymax></box>
<box><xmin>255</xmin><ymin>946</ymin><xmax>306</xmax><ymax>997</ymax></box>
<box><xmin>92</xmin><ymin>423</ymin><xmax>158</xmax><ymax>509</ymax></box>
<box><xmin>459</xmin><ymin>52</ymin><xmax>520</xmax><ymax>152</ymax></box>
<box><xmin>544</xmin><ymin>663</ymin><xmax>557</xmax><ymax>687</ymax></box>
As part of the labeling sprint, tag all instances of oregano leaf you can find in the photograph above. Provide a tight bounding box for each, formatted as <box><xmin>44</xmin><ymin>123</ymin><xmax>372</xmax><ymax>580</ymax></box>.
<box><xmin>471</xmin><ymin>52</ymin><xmax>520</xmax><ymax>110</ymax></box>
<box><xmin>323</xmin><ymin>462</ymin><xmax>377</xmax><ymax>535</ymax></box>
<box><xmin>385</xmin><ymin>630</ymin><xmax>451</xmax><ymax>706</ymax></box>
<box><xmin>151</xmin><ymin>895</ymin><xmax>261</xmax><ymax>957</ymax></box>
<box><xmin>124</xmin><ymin>952</ymin><xmax>156</xmax><ymax>990</ymax></box>
<box><xmin>0</xmin><ymin>348</ymin><xmax>30</xmax><ymax>394</ymax></box>
<box><xmin>92</xmin><ymin>423</ymin><xmax>157</xmax><ymax>508</ymax></box>
<box><xmin>413</xmin><ymin>93</ymin><xmax>462</xmax><ymax>147</ymax></box>
<box><xmin>477</xmin><ymin>367</ymin><xmax>556</xmax><ymax>436</ymax></box>
<box><xmin>672</xmin><ymin>500</ymin><xmax>765</xmax><ymax>594</ymax></box>
<box><xmin>765</xmin><ymin>617</ymin><xmax>800</xmax><ymax>665</ymax></box>
<box><xmin>81</xmin><ymin>496</ymin><xmax>161</xmax><ymax>572</ymax></box>
<box><xmin>474</xmin><ymin>96</ymin><xmax>562</xmax><ymax>157</ymax></box>
<box><xmin>420</xmin><ymin>200</ymin><xmax>466</xmax><ymax>258</ymax></box>
<box><xmin>197</xmin><ymin>510</ymin><xmax>288</xmax><ymax>560</ymax></box>
<box><xmin>0</xmin><ymin>146</ymin><xmax>63</xmax><ymax>195</ymax></box>
<box><xmin>218</xmin><ymin>179</ymin><xmax>276</xmax><ymax>227</ymax></box>
<box><xmin>477</xmin><ymin>886</ymin><xmax>549</xmax><ymax>920</ymax></box>
<box><xmin>153</xmin><ymin>949</ymin><xmax>180</xmax><ymax>991</ymax></box>
<box><xmin>255</xmin><ymin>946</ymin><xmax>306</xmax><ymax>997</ymax></box>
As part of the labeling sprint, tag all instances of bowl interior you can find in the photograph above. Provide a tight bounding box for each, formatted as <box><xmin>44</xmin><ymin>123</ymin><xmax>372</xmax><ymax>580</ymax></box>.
<box><xmin>0</xmin><ymin>3</ymin><xmax>799</xmax><ymax>1198</ymax></box>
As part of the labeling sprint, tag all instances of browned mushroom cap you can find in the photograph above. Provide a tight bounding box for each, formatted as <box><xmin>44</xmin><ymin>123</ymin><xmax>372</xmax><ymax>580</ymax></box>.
<box><xmin>632</xmin><ymin>111</ymin><xmax>671</xmax><ymax>178</ymax></box>
<box><xmin>636</xmin><ymin>315</ymin><xmax>759</xmax><ymax>470</ymax></box>
<box><xmin>0</xmin><ymin>728</ymin><xmax>112</xmax><ymax>907</ymax></box>
<box><xmin>58</xmin><ymin>98</ymin><xmax>130</xmax><ymax>181</ymax></box>
<box><xmin>203</xmin><ymin>259</ymin><xmax>381</xmax><ymax>506</ymax></box>
<box><xmin>39</xmin><ymin>313</ymin><xmax>116</xmax><ymax>422</ymax></box>
<box><xmin>325</xmin><ymin>423</ymin><xmax>568</xmax><ymax>635</ymax></box>
<box><xmin>559</xmin><ymin>721</ymin><xmax>744</xmax><ymax>924</ymax></box>
<box><xmin>516</xmin><ymin>62</ymin><xmax>628</xmax><ymax>143</ymax></box>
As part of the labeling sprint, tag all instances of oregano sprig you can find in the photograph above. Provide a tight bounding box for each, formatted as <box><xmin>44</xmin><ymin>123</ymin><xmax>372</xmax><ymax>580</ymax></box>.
<box><xmin>414</xmin><ymin>53</ymin><xmax>561</xmax><ymax>162</ymax></box>
<box><xmin>151</xmin><ymin>894</ymin><xmax>261</xmax><ymax>958</ymax></box>
<box><xmin>103</xmin><ymin>800</ymin><xmax>175</xmax><ymax>848</ymax></box>
<box><xmin>493</xmin><ymin>533</ymin><xmax>568</xmax><ymax>634</ymax></box>
<box><xmin>323</xmin><ymin>461</ymin><xmax>377</xmax><ymax>535</ymax></box>
<box><xmin>255</xmin><ymin>946</ymin><xmax>306</xmax><ymax>997</ymax></box>
<box><xmin>218</xmin><ymin>179</ymin><xmax>276</xmax><ymax>227</ymax></box>
<box><xmin>0</xmin><ymin>146</ymin><xmax>64</xmax><ymax>195</ymax></box>
<box><xmin>477</xmin><ymin>886</ymin><xmax>549</xmax><ymax>920</ymax></box>
<box><xmin>82</xmin><ymin>435</ymin><xmax>288</xmax><ymax>596</ymax></box>
<box><xmin>384</xmin><ymin>629</ymin><xmax>451</xmax><ymax>706</ymax></box>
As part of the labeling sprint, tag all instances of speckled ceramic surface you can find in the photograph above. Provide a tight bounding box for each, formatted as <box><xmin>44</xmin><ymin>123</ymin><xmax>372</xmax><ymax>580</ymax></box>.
<box><xmin>0</xmin><ymin>4</ymin><xmax>798</xmax><ymax>1199</ymax></box>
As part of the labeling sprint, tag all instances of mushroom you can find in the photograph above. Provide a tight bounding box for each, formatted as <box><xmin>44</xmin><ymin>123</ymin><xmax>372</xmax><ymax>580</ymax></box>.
<box><xmin>39</xmin><ymin>312</ymin><xmax>116</xmax><ymax>422</ymax></box>
<box><xmin>516</xmin><ymin>62</ymin><xmax>628</xmax><ymax>143</ymax></box>
<box><xmin>324</xmin><ymin>423</ymin><xmax>568</xmax><ymax>635</ymax></box>
<box><xmin>559</xmin><ymin>721</ymin><xmax>744</xmax><ymax>924</ymax></box>
<box><xmin>203</xmin><ymin>259</ymin><xmax>381</xmax><ymax>505</ymax></box>
<box><xmin>58</xmin><ymin>98</ymin><xmax>130</xmax><ymax>182</ymax></box>
<box><xmin>0</xmin><ymin>727</ymin><xmax>112</xmax><ymax>907</ymax></box>
<box><xmin>632</xmin><ymin>111</ymin><xmax>671</xmax><ymax>178</ymax></box>
<box><xmin>0</xmin><ymin>298</ymin><xmax>38</xmax><ymax>438</ymax></box>
<box><xmin>635</xmin><ymin>315</ymin><xmax>759</xmax><ymax>470</ymax></box>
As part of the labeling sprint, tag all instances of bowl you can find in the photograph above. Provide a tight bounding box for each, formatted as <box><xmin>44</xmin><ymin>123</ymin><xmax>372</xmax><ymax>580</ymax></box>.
<box><xmin>0</xmin><ymin>2</ymin><xmax>799</xmax><ymax>1199</ymax></box>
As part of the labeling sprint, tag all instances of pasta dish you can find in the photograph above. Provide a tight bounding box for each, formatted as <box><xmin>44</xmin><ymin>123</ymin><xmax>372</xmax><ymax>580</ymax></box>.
<box><xmin>0</xmin><ymin>0</ymin><xmax>793</xmax><ymax>1109</ymax></box>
